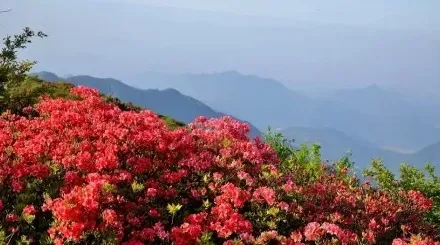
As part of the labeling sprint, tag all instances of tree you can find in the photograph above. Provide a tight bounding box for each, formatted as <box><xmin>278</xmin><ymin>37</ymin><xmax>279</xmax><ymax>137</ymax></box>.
<box><xmin>0</xmin><ymin>27</ymin><xmax>46</xmax><ymax>94</ymax></box>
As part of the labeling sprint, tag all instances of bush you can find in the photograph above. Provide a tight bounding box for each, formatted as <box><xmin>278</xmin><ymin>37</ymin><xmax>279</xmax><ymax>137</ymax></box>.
<box><xmin>0</xmin><ymin>86</ymin><xmax>439</xmax><ymax>245</ymax></box>
<box><xmin>0</xmin><ymin>76</ymin><xmax>185</xmax><ymax>130</ymax></box>
<box><xmin>364</xmin><ymin>160</ymin><xmax>440</xmax><ymax>230</ymax></box>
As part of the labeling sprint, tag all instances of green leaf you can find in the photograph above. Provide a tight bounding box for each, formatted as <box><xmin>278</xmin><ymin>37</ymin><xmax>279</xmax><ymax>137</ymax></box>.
<box><xmin>167</xmin><ymin>203</ymin><xmax>183</xmax><ymax>215</ymax></box>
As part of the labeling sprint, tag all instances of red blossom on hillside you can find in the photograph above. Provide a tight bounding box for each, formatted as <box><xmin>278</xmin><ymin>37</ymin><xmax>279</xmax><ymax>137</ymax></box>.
<box><xmin>0</xmin><ymin>85</ymin><xmax>438</xmax><ymax>244</ymax></box>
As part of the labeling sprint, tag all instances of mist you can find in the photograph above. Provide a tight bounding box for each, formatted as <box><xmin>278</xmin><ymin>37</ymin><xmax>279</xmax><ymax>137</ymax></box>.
<box><xmin>0</xmin><ymin>0</ymin><xmax>438</xmax><ymax>97</ymax></box>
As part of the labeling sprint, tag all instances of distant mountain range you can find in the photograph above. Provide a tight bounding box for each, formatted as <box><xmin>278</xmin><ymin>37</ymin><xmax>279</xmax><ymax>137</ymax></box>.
<box><xmin>32</xmin><ymin>71</ymin><xmax>440</xmax><ymax>172</ymax></box>
<box><xmin>126</xmin><ymin>71</ymin><xmax>440</xmax><ymax>152</ymax></box>
<box><xmin>411</xmin><ymin>141</ymin><xmax>440</xmax><ymax>167</ymax></box>
<box><xmin>127</xmin><ymin>70</ymin><xmax>313</xmax><ymax>129</ymax></box>
<box><xmin>280</xmin><ymin>127</ymin><xmax>440</xmax><ymax>171</ymax></box>
<box><xmin>281</xmin><ymin>126</ymin><xmax>389</xmax><ymax>162</ymax></box>
<box><xmin>31</xmin><ymin>71</ymin><xmax>262</xmax><ymax>139</ymax></box>
<box><xmin>4</xmin><ymin>1</ymin><xmax>438</xmax><ymax>97</ymax></box>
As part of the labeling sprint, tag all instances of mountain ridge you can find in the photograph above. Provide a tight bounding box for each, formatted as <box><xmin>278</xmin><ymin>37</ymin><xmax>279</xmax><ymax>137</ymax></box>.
<box><xmin>31</xmin><ymin>71</ymin><xmax>262</xmax><ymax>139</ymax></box>
<box><xmin>32</xmin><ymin>71</ymin><xmax>440</xmax><ymax>172</ymax></box>
<box><xmin>281</xmin><ymin>126</ymin><xmax>440</xmax><ymax>172</ymax></box>
<box><xmin>128</xmin><ymin>70</ymin><xmax>440</xmax><ymax>151</ymax></box>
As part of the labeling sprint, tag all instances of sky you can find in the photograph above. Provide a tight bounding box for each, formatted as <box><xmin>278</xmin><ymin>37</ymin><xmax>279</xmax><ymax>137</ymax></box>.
<box><xmin>104</xmin><ymin>0</ymin><xmax>440</xmax><ymax>32</ymax></box>
<box><xmin>5</xmin><ymin>0</ymin><xmax>437</xmax><ymax>31</ymax></box>
<box><xmin>0</xmin><ymin>0</ymin><xmax>438</xmax><ymax>95</ymax></box>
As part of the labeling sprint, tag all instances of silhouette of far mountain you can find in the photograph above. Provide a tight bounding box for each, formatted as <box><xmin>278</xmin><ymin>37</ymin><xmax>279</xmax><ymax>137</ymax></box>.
<box><xmin>318</xmin><ymin>84</ymin><xmax>440</xmax><ymax>152</ymax></box>
<box><xmin>6</xmin><ymin>1</ymin><xmax>438</xmax><ymax>94</ymax></box>
<box><xmin>30</xmin><ymin>71</ymin><xmax>440</xmax><ymax>173</ymax></box>
<box><xmin>127</xmin><ymin>71</ymin><xmax>440</xmax><ymax>151</ymax></box>
<box><xmin>280</xmin><ymin>126</ymin><xmax>404</xmax><ymax>171</ymax></box>
<box><xmin>281</xmin><ymin>127</ymin><xmax>440</xmax><ymax>173</ymax></box>
<box><xmin>322</xmin><ymin>84</ymin><xmax>413</xmax><ymax>118</ymax></box>
<box><xmin>128</xmin><ymin>70</ymin><xmax>313</xmax><ymax>130</ymax></box>
<box><xmin>31</xmin><ymin>71</ymin><xmax>262</xmax><ymax>139</ymax></box>
<box><xmin>410</xmin><ymin>141</ymin><xmax>440</xmax><ymax>167</ymax></box>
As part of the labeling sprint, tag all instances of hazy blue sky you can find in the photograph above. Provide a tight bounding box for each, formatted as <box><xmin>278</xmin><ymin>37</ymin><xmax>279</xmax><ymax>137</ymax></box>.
<box><xmin>103</xmin><ymin>0</ymin><xmax>440</xmax><ymax>31</ymax></box>
<box><xmin>3</xmin><ymin>0</ymin><xmax>439</xmax><ymax>31</ymax></box>
<box><xmin>0</xmin><ymin>0</ymin><xmax>438</xmax><ymax>96</ymax></box>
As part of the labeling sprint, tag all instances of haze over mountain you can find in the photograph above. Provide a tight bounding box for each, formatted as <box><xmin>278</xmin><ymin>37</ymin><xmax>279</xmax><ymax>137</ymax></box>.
<box><xmin>411</xmin><ymin>141</ymin><xmax>440</xmax><ymax>167</ymax></box>
<box><xmin>280</xmin><ymin>127</ymin><xmax>402</xmax><ymax>171</ymax></box>
<box><xmin>32</xmin><ymin>71</ymin><xmax>440</xmax><ymax>173</ymax></box>
<box><xmin>128</xmin><ymin>71</ymin><xmax>313</xmax><ymax>129</ymax></box>
<box><xmin>282</xmin><ymin>127</ymin><xmax>440</xmax><ymax>173</ymax></box>
<box><xmin>1</xmin><ymin>0</ymin><xmax>438</xmax><ymax>104</ymax></box>
<box><xmin>128</xmin><ymin>71</ymin><xmax>440</xmax><ymax>152</ymax></box>
<box><xmin>2</xmin><ymin>0</ymin><xmax>439</xmax><ymax>172</ymax></box>
<box><xmin>318</xmin><ymin>84</ymin><xmax>440</xmax><ymax>152</ymax></box>
<box><xmin>31</xmin><ymin>71</ymin><xmax>262</xmax><ymax>138</ymax></box>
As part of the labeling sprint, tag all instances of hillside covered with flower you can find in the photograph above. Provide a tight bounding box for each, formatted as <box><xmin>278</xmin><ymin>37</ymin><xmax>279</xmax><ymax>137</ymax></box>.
<box><xmin>1</xmin><ymin>28</ymin><xmax>440</xmax><ymax>245</ymax></box>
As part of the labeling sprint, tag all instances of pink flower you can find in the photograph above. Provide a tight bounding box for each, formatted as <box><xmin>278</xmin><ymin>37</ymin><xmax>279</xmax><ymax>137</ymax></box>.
<box><xmin>0</xmin><ymin>84</ymin><xmax>438</xmax><ymax>244</ymax></box>
<box><xmin>22</xmin><ymin>205</ymin><xmax>37</xmax><ymax>215</ymax></box>
<box><xmin>278</xmin><ymin>201</ymin><xmax>289</xmax><ymax>212</ymax></box>
<box><xmin>290</xmin><ymin>231</ymin><xmax>303</xmax><ymax>242</ymax></box>
<box><xmin>6</xmin><ymin>213</ymin><xmax>18</xmax><ymax>223</ymax></box>
<box><xmin>321</xmin><ymin>222</ymin><xmax>341</xmax><ymax>236</ymax></box>
<box><xmin>392</xmin><ymin>239</ymin><xmax>409</xmax><ymax>245</ymax></box>
<box><xmin>146</xmin><ymin>188</ymin><xmax>158</xmax><ymax>197</ymax></box>
<box><xmin>304</xmin><ymin>222</ymin><xmax>324</xmax><ymax>241</ymax></box>
<box><xmin>102</xmin><ymin>209</ymin><xmax>118</xmax><ymax>225</ymax></box>
<box><xmin>148</xmin><ymin>208</ymin><xmax>161</xmax><ymax>218</ymax></box>
<box><xmin>253</xmin><ymin>187</ymin><xmax>276</xmax><ymax>205</ymax></box>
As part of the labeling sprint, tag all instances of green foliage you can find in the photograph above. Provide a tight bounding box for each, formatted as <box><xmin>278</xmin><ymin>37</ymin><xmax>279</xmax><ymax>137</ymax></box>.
<box><xmin>263</xmin><ymin>129</ymin><xmax>323</xmax><ymax>183</ymax></box>
<box><xmin>290</xmin><ymin>143</ymin><xmax>323</xmax><ymax>183</ymax></box>
<box><xmin>364</xmin><ymin>159</ymin><xmax>396</xmax><ymax>190</ymax></box>
<box><xmin>103</xmin><ymin>95</ymin><xmax>142</xmax><ymax>112</ymax></box>
<box><xmin>0</xmin><ymin>27</ymin><xmax>46</xmax><ymax>94</ymax></box>
<box><xmin>0</xmin><ymin>77</ymin><xmax>76</xmax><ymax>114</ymax></box>
<box><xmin>130</xmin><ymin>180</ymin><xmax>145</xmax><ymax>193</ymax></box>
<box><xmin>160</xmin><ymin>115</ymin><xmax>186</xmax><ymax>130</ymax></box>
<box><xmin>167</xmin><ymin>203</ymin><xmax>183</xmax><ymax>216</ymax></box>
<box><xmin>334</xmin><ymin>151</ymin><xmax>355</xmax><ymax>172</ymax></box>
<box><xmin>199</xmin><ymin>232</ymin><xmax>215</xmax><ymax>245</ymax></box>
<box><xmin>0</xmin><ymin>228</ymin><xmax>5</xmax><ymax>245</ymax></box>
<box><xmin>266</xmin><ymin>127</ymin><xmax>440</xmax><ymax>228</ymax></box>
<box><xmin>364</xmin><ymin>161</ymin><xmax>440</xmax><ymax>228</ymax></box>
<box><xmin>263</xmin><ymin>127</ymin><xmax>295</xmax><ymax>162</ymax></box>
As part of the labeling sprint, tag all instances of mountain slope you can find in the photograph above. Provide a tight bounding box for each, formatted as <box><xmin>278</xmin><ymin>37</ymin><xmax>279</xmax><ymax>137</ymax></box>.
<box><xmin>281</xmin><ymin>126</ymin><xmax>440</xmax><ymax>173</ymax></box>
<box><xmin>323</xmin><ymin>84</ymin><xmax>413</xmax><ymax>117</ymax></box>
<box><xmin>5</xmin><ymin>1</ymin><xmax>438</xmax><ymax>91</ymax></box>
<box><xmin>128</xmin><ymin>71</ymin><xmax>440</xmax><ymax>151</ymax></box>
<box><xmin>319</xmin><ymin>84</ymin><xmax>440</xmax><ymax>151</ymax></box>
<box><xmin>410</xmin><ymin>141</ymin><xmax>440</xmax><ymax>166</ymax></box>
<box><xmin>128</xmin><ymin>70</ymin><xmax>313</xmax><ymax>130</ymax></box>
<box><xmin>32</xmin><ymin>71</ymin><xmax>262</xmax><ymax>138</ymax></box>
<box><xmin>280</xmin><ymin>127</ymin><xmax>405</xmax><ymax>170</ymax></box>
<box><xmin>30</xmin><ymin>71</ymin><xmax>440</xmax><ymax>173</ymax></box>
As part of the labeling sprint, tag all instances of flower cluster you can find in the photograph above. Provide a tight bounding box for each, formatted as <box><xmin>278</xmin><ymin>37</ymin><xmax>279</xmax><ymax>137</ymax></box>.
<box><xmin>0</xmin><ymin>85</ymin><xmax>439</xmax><ymax>244</ymax></box>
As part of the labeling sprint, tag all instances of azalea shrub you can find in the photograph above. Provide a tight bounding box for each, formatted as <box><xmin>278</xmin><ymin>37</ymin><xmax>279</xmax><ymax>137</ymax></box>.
<box><xmin>364</xmin><ymin>159</ymin><xmax>440</xmax><ymax>230</ymax></box>
<box><xmin>0</xmin><ymin>86</ymin><xmax>439</xmax><ymax>245</ymax></box>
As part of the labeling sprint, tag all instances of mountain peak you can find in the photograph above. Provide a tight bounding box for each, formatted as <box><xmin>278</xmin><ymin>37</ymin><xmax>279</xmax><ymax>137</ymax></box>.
<box><xmin>30</xmin><ymin>71</ymin><xmax>63</xmax><ymax>82</ymax></box>
<box><xmin>219</xmin><ymin>70</ymin><xmax>242</xmax><ymax>76</ymax></box>
<box><xmin>365</xmin><ymin>83</ymin><xmax>381</xmax><ymax>90</ymax></box>
<box><xmin>160</xmin><ymin>88</ymin><xmax>183</xmax><ymax>95</ymax></box>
